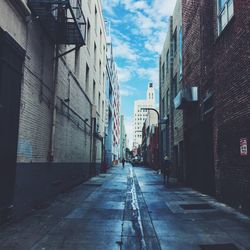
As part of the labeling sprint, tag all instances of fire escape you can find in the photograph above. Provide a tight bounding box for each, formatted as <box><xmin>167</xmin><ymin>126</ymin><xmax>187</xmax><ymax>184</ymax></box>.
<box><xmin>28</xmin><ymin>0</ymin><xmax>86</xmax><ymax>46</ymax></box>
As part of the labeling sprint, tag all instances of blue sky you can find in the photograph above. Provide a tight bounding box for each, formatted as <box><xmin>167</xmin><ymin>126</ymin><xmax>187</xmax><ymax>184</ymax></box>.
<box><xmin>102</xmin><ymin>0</ymin><xmax>177</xmax><ymax>148</ymax></box>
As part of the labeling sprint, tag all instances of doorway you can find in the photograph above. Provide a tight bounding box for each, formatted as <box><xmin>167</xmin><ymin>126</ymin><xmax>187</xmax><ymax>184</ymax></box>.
<box><xmin>185</xmin><ymin>118</ymin><xmax>215</xmax><ymax>195</ymax></box>
<box><xmin>0</xmin><ymin>29</ymin><xmax>25</xmax><ymax>219</ymax></box>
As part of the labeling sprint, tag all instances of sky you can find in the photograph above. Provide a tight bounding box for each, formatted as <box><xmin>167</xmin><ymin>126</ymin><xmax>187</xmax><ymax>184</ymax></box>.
<box><xmin>102</xmin><ymin>0</ymin><xmax>177</xmax><ymax>148</ymax></box>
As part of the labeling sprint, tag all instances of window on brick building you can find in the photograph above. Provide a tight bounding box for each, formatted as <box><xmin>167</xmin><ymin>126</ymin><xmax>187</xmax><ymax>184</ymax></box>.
<box><xmin>217</xmin><ymin>0</ymin><xmax>234</xmax><ymax>33</ymax></box>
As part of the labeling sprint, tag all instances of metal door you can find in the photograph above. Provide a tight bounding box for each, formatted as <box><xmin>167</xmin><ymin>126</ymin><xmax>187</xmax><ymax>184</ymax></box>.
<box><xmin>185</xmin><ymin>119</ymin><xmax>215</xmax><ymax>195</ymax></box>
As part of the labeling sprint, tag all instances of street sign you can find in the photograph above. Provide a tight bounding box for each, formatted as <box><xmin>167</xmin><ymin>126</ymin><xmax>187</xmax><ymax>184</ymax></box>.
<box><xmin>240</xmin><ymin>138</ymin><xmax>248</xmax><ymax>156</ymax></box>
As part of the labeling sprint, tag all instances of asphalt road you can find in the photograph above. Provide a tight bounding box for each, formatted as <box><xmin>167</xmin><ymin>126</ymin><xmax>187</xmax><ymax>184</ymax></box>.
<box><xmin>0</xmin><ymin>164</ymin><xmax>250</xmax><ymax>250</ymax></box>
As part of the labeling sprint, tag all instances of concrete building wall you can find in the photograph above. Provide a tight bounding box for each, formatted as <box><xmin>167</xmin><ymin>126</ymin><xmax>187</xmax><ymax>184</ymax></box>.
<box><xmin>0</xmin><ymin>0</ymin><xmax>107</xmax><ymax>220</ymax></box>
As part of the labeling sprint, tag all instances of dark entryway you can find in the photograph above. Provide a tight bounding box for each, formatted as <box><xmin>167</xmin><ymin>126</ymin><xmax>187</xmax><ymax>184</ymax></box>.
<box><xmin>185</xmin><ymin>118</ymin><xmax>215</xmax><ymax>195</ymax></box>
<box><xmin>0</xmin><ymin>28</ymin><xmax>25</xmax><ymax>221</ymax></box>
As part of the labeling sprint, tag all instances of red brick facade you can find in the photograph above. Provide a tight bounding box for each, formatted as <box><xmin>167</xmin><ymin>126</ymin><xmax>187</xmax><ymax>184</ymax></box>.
<box><xmin>182</xmin><ymin>0</ymin><xmax>250</xmax><ymax>209</ymax></box>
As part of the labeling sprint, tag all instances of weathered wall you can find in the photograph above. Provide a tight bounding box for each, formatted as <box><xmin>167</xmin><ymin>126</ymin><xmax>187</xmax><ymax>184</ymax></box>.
<box><xmin>182</xmin><ymin>0</ymin><xmax>250</xmax><ymax>209</ymax></box>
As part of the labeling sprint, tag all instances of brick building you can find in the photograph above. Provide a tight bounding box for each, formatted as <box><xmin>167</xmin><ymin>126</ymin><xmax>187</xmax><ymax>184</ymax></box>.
<box><xmin>179</xmin><ymin>0</ymin><xmax>250</xmax><ymax>209</ymax></box>
<box><xmin>141</xmin><ymin>110</ymin><xmax>159</xmax><ymax>170</ymax></box>
<box><xmin>0</xmin><ymin>0</ymin><xmax>107</xmax><ymax>221</ymax></box>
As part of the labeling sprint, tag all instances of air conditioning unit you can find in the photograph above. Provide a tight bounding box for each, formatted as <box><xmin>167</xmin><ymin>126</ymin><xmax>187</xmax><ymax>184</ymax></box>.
<box><xmin>174</xmin><ymin>87</ymin><xmax>198</xmax><ymax>109</ymax></box>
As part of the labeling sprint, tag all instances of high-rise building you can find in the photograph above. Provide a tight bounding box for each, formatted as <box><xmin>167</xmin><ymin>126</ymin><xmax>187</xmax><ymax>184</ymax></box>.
<box><xmin>120</xmin><ymin>115</ymin><xmax>127</xmax><ymax>160</ymax></box>
<box><xmin>133</xmin><ymin>83</ymin><xmax>155</xmax><ymax>149</ymax></box>
<box><xmin>104</xmin><ymin>25</ymin><xmax>120</xmax><ymax>167</ymax></box>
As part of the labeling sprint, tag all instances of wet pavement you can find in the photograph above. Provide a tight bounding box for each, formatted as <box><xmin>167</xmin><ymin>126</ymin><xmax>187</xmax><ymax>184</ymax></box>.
<box><xmin>0</xmin><ymin>164</ymin><xmax>250</xmax><ymax>250</ymax></box>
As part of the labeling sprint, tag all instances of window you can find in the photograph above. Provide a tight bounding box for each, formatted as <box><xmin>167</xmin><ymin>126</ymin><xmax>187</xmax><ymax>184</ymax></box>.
<box><xmin>179</xmin><ymin>27</ymin><xmax>183</xmax><ymax>78</ymax></box>
<box><xmin>74</xmin><ymin>48</ymin><xmax>80</xmax><ymax>77</ymax></box>
<box><xmin>94</xmin><ymin>6</ymin><xmax>97</xmax><ymax>33</ymax></box>
<box><xmin>166</xmin><ymin>50</ymin><xmax>169</xmax><ymax>73</ymax></box>
<box><xmin>93</xmin><ymin>80</ymin><xmax>96</xmax><ymax>105</ymax></box>
<box><xmin>161</xmin><ymin>62</ymin><xmax>165</xmax><ymax>83</ymax></box>
<box><xmin>100</xmin><ymin>29</ymin><xmax>102</xmax><ymax>52</ymax></box>
<box><xmin>87</xmin><ymin>20</ymin><xmax>91</xmax><ymax>49</ymax></box>
<box><xmin>173</xmin><ymin>74</ymin><xmax>177</xmax><ymax>98</ymax></box>
<box><xmin>98</xmin><ymin>92</ymin><xmax>101</xmax><ymax>112</ymax></box>
<box><xmin>102</xmin><ymin>100</ymin><xmax>104</xmax><ymax>119</ymax></box>
<box><xmin>217</xmin><ymin>0</ymin><xmax>234</xmax><ymax>33</ymax></box>
<box><xmin>173</xmin><ymin>28</ymin><xmax>177</xmax><ymax>55</ymax></box>
<box><xmin>166</xmin><ymin>89</ymin><xmax>169</xmax><ymax>113</ymax></box>
<box><xmin>162</xmin><ymin>97</ymin><xmax>165</xmax><ymax>115</ymax></box>
<box><xmin>94</xmin><ymin>42</ymin><xmax>97</xmax><ymax>69</ymax></box>
<box><xmin>103</xmin><ymin>45</ymin><xmax>106</xmax><ymax>60</ymax></box>
<box><xmin>99</xmin><ymin>60</ymin><xmax>102</xmax><ymax>83</ymax></box>
<box><xmin>85</xmin><ymin>63</ymin><xmax>89</xmax><ymax>93</ymax></box>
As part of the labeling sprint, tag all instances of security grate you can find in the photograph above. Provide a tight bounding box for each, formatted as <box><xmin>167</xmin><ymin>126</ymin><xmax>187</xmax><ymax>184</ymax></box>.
<box><xmin>180</xmin><ymin>203</ymin><xmax>214</xmax><ymax>210</ymax></box>
<box><xmin>200</xmin><ymin>243</ymin><xmax>239</xmax><ymax>250</ymax></box>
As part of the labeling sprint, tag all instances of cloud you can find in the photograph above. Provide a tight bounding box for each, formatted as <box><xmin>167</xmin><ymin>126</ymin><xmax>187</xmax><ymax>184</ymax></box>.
<box><xmin>120</xmin><ymin>85</ymin><xmax>136</xmax><ymax>96</ymax></box>
<box><xmin>112</xmin><ymin>36</ymin><xmax>139</xmax><ymax>61</ymax></box>
<box><xmin>144</xmin><ymin>30</ymin><xmax>169</xmax><ymax>53</ymax></box>
<box><xmin>137</xmin><ymin>67</ymin><xmax>159</xmax><ymax>89</ymax></box>
<box><xmin>117</xmin><ymin>66</ymin><xmax>133</xmax><ymax>82</ymax></box>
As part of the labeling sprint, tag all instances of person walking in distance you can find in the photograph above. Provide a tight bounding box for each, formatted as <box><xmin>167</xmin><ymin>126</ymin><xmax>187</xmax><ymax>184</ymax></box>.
<box><xmin>122</xmin><ymin>158</ymin><xmax>125</xmax><ymax>168</ymax></box>
<box><xmin>162</xmin><ymin>154</ymin><xmax>172</xmax><ymax>185</ymax></box>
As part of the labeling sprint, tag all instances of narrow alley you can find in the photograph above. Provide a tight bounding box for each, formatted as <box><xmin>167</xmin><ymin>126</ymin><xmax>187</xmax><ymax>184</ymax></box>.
<box><xmin>1</xmin><ymin>164</ymin><xmax>250</xmax><ymax>250</ymax></box>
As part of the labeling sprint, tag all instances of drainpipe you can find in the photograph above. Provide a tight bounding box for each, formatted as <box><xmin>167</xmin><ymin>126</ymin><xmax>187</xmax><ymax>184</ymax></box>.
<box><xmin>48</xmin><ymin>44</ymin><xmax>59</xmax><ymax>162</ymax></box>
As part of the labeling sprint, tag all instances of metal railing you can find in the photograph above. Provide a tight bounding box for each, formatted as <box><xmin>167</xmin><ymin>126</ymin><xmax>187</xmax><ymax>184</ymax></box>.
<box><xmin>28</xmin><ymin>0</ymin><xmax>86</xmax><ymax>45</ymax></box>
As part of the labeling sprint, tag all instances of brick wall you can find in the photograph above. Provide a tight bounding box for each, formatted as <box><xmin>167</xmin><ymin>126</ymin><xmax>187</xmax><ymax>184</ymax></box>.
<box><xmin>182</xmin><ymin>0</ymin><xmax>250</xmax><ymax>208</ymax></box>
<box><xmin>214</xmin><ymin>0</ymin><xmax>250</xmax><ymax>208</ymax></box>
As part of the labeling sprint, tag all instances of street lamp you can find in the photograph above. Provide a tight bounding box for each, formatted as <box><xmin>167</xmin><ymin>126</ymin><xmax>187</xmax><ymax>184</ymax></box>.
<box><xmin>141</xmin><ymin>107</ymin><xmax>159</xmax><ymax>120</ymax></box>
<box><xmin>140</xmin><ymin>108</ymin><xmax>168</xmax><ymax>124</ymax></box>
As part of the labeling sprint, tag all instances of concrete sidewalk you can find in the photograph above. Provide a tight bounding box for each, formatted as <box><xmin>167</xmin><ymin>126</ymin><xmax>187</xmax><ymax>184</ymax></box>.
<box><xmin>0</xmin><ymin>164</ymin><xmax>250</xmax><ymax>250</ymax></box>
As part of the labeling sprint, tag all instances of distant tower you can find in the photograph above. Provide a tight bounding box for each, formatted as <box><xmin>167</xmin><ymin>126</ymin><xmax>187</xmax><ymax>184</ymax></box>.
<box><xmin>147</xmin><ymin>83</ymin><xmax>155</xmax><ymax>104</ymax></box>
<box><xmin>133</xmin><ymin>83</ymin><xmax>156</xmax><ymax>149</ymax></box>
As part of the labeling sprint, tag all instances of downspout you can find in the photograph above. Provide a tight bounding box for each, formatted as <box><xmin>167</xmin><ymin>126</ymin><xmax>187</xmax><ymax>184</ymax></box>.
<box><xmin>48</xmin><ymin>44</ymin><xmax>59</xmax><ymax>162</ymax></box>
